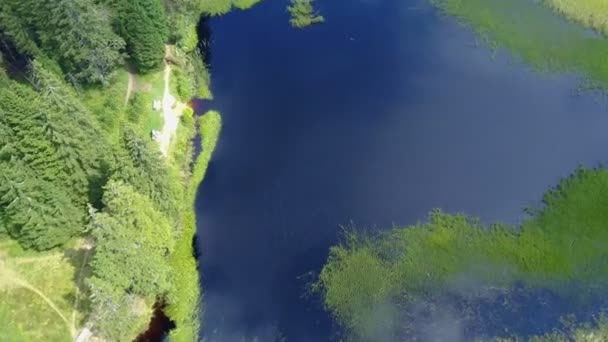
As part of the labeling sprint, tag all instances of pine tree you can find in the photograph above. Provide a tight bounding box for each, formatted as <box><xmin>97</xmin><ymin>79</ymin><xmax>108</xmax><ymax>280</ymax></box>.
<box><xmin>0</xmin><ymin>1</ymin><xmax>40</xmax><ymax>56</ymax></box>
<box><xmin>0</xmin><ymin>161</ymin><xmax>85</xmax><ymax>249</ymax></box>
<box><xmin>112</xmin><ymin>0</ymin><xmax>168</xmax><ymax>71</ymax></box>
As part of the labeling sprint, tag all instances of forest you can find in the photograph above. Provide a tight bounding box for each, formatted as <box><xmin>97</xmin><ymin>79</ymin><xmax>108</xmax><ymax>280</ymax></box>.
<box><xmin>0</xmin><ymin>0</ymin><xmax>244</xmax><ymax>340</ymax></box>
<box><xmin>316</xmin><ymin>0</ymin><xmax>608</xmax><ymax>341</ymax></box>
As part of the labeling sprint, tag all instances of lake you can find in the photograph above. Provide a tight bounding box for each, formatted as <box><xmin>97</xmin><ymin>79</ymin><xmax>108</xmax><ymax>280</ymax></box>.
<box><xmin>194</xmin><ymin>0</ymin><xmax>608</xmax><ymax>340</ymax></box>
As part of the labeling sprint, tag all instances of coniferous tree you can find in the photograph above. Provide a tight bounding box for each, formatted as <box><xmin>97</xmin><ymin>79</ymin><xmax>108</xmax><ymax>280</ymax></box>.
<box><xmin>0</xmin><ymin>161</ymin><xmax>85</xmax><ymax>249</ymax></box>
<box><xmin>88</xmin><ymin>180</ymin><xmax>174</xmax><ymax>339</ymax></box>
<box><xmin>0</xmin><ymin>62</ymin><xmax>111</xmax><ymax>249</ymax></box>
<box><xmin>0</xmin><ymin>0</ymin><xmax>125</xmax><ymax>85</ymax></box>
<box><xmin>111</xmin><ymin>0</ymin><xmax>168</xmax><ymax>71</ymax></box>
<box><xmin>0</xmin><ymin>0</ymin><xmax>40</xmax><ymax>56</ymax></box>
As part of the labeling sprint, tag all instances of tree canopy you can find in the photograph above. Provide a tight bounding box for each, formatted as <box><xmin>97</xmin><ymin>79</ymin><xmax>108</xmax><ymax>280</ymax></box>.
<box><xmin>88</xmin><ymin>180</ymin><xmax>174</xmax><ymax>339</ymax></box>
<box><xmin>107</xmin><ymin>0</ymin><xmax>168</xmax><ymax>71</ymax></box>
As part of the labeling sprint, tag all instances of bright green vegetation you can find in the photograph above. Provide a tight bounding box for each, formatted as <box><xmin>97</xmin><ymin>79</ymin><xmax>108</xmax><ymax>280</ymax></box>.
<box><xmin>233</xmin><ymin>0</ymin><xmax>264</xmax><ymax>10</ymax></box>
<box><xmin>543</xmin><ymin>0</ymin><xmax>608</xmax><ymax>36</ymax></box>
<box><xmin>0</xmin><ymin>0</ymin><xmax>233</xmax><ymax>339</ymax></box>
<box><xmin>431</xmin><ymin>0</ymin><xmax>608</xmax><ymax>88</ymax></box>
<box><xmin>81</xmin><ymin>70</ymin><xmax>130</xmax><ymax>141</ymax></box>
<box><xmin>287</xmin><ymin>0</ymin><xmax>325</xmax><ymax>28</ymax></box>
<box><xmin>0</xmin><ymin>239</ymin><xmax>89</xmax><ymax>341</ymax></box>
<box><xmin>166</xmin><ymin>110</ymin><xmax>222</xmax><ymax>341</ymax></box>
<box><xmin>165</xmin><ymin>0</ymin><xmax>262</xmax><ymax>20</ymax></box>
<box><xmin>317</xmin><ymin>168</ymin><xmax>608</xmax><ymax>340</ymax></box>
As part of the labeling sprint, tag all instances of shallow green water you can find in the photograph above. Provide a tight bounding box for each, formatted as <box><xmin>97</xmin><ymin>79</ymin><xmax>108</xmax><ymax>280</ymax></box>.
<box><xmin>433</xmin><ymin>0</ymin><xmax>608</xmax><ymax>88</ymax></box>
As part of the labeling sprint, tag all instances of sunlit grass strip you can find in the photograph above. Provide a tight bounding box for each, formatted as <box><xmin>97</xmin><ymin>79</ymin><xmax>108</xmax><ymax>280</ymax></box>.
<box><xmin>166</xmin><ymin>110</ymin><xmax>222</xmax><ymax>342</ymax></box>
<box><xmin>430</xmin><ymin>0</ymin><xmax>608</xmax><ymax>88</ymax></box>
<box><xmin>233</xmin><ymin>0</ymin><xmax>263</xmax><ymax>10</ymax></box>
<box><xmin>543</xmin><ymin>0</ymin><xmax>608</xmax><ymax>36</ymax></box>
<box><xmin>199</xmin><ymin>0</ymin><xmax>263</xmax><ymax>16</ymax></box>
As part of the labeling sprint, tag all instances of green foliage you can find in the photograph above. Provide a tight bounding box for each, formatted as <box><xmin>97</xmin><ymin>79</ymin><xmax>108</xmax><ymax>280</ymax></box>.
<box><xmin>0</xmin><ymin>2</ymin><xmax>41</xmax><ymax>56</ymax></box>
<box><xmin>81</xmin><ymin>70</ymin><xmax>130</xmax><ymax>142</ymax></box>
<box><xmin>198</xmin><ymin>0</ymin><xmax>234</xmax><ymax>16</ymax></box>
<box><xmin>0</xmin><ymin>0</ymin><xmax>125</xmax><ymax>85</ymax></box>
<box><xmin>166</xmin><ymin>111</ymin><xmax>222</xmax><ymax>341</ymax></box>
<box><xmin>127</xmin><ymin>92</ymin><xmax>150</xmax><ymax>124</ymax></box>
<box><xmin>287</xmin><ymin>0</ymin><xmax>324</xmax><ymax>28</ymax></box>
<box><xmin>190</xmin><ymin>111</ymin><xmax>222</xmax><ymax>199</ymax></box>
<box><xmin>543</xmin><ymin>0</ymin><xmax>608</xmax><ymax>36</ymax></box>
<box><xmin>176</xmin><ymin>0</ymin><xmax>262</xmax><ymax>16</ymax></box>
<box><xmin>110</xmin><ymin>0</ymin><xmax>169</xmax><ymax>72</ymax></box>
<box><xmin>112</xmin><ymin>128</ymin><xmax>180</xmax><ymax>217</ymax></box>
<box><xmin>318</xmin><ymin>168</ymin><xmax>608</xmax><ymax>340</ymax></box>
<box><xmin>173</xmin><ymin>66</ymin><xmax>195</xmax><ymax>101</ymax></box>
<box><xmin>430</xmin><ymin>0</ymin><xmax>608</xmax><ymax>88</ymax></box>
<box><xmin>0</xmin><ymin>62</ymin><xmax>111</xmax><ymax>249</ymax></box>
<box><xmin>88</xmin><ymin>180</ymin><xmax>174</xmax><ymax>339</ymax></box>
<box><xmin>233</xmin><ymin>0</ymin><xmax>263</xmax><ymax>10</ymax></box>
<box><xmin>88</xmin><ymin>292</ymin><xmax>151</xmax><ymax>341</ymax></box>
<box><xmin>0</xmin><ymin>162</ymin><xmax>85</xmax><ymax>250</ymax></box>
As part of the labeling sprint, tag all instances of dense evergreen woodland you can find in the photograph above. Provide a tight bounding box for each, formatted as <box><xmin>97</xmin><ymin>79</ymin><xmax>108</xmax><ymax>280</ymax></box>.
<box><xmin>0</xmin><ymin>0</ymin><xmax>238</xmax><ymax>340</ymax></box>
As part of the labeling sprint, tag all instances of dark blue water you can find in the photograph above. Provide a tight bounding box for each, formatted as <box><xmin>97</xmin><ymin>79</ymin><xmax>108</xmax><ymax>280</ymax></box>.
<box><xmin>194</xmin><ymin>0</ymin><xmax>608</xmax><ymax>340</ymax></box>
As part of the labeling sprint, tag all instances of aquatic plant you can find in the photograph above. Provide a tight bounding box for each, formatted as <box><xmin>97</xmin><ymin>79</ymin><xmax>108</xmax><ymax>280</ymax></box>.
<box><xmin>317</xmin><ymin>168</ymin><xmax>608</xmax><ymax>340</ymax></box>
<box><xmin>287</xmin><ymin>0</ymin><xmax>325</xmax><ymax>28</ymax></box>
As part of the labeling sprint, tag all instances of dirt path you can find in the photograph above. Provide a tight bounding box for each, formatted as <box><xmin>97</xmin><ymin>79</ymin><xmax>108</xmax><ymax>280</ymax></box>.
<box><xmin>125</xmin><ymin>70</ymin><xmax>136</xmax><ymax>106</ymax></box>
<box><xmin>158</xmin><ymin>46</ymin><xmax>186</xmax><ymax>157</ymax></box>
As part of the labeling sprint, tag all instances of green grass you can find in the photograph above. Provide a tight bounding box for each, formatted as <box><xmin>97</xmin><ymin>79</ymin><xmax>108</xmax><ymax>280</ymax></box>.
<box><xmin>233</xmin><ymin>0</ymin><xmax>263</xmax><ymax>10</ymax></box>
<box><xmin>431</xmin><ymin>0</ymin><xmax>608</xmax><ymax>88</ymax></box>
<box><xmin>317</xmin><ymin>168</ymin><xmax>608</xmax><ymax>340</ymax></box>
<box><xmin>0</xmin><ymin>239</ymin><xmax>88</xmax><ymax>341</ymax></box>
<box><xmin>128</xmin><ymin>68</ymin><xmax>166</xmax><ymax>138</ymax></box>
<box><xmin>81</xmin><ymin>69</ymin><xmax>130</xmax><ymax>143</ymax></box>
<box><xmin>543</xmin><ymin>0</ymin><xmax>608</xmax><ymax>36</ymax></box>
<box><xmin>198</xmin><ymin>0</ymin><xmax>263</xmax><ymax>15</ymax></box>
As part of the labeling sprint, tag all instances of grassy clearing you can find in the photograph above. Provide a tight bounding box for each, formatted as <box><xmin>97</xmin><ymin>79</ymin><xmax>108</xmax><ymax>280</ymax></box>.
<box><xmin>166</xmin><ymin>110</ymin><xmax>223</xmax><ymax>341</ymax></box>
<box><xmin>431</xmin><ymin>0</ymin><xmax>608</xmax><ymax>88</ymax></box>
<box><xmin>0</xmin><ymin>238</ymin><xmax>88</xmax><ymax>341</ymax></box>
<box><xmin>81</xmin><ymin>69</ymin><xmax>130</xmax><ymax>142</ymax></box>
<box><xmin>126</xmin><ymin>67</ymin><xmax>166</xmax><ymax>138</ymax></box>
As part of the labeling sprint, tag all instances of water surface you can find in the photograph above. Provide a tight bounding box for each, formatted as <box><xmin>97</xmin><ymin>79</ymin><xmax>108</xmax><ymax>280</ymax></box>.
<box><xmin>195</xmin><ymin>0</ymin><xmax>608</xmax><ymax>340</ymax></box>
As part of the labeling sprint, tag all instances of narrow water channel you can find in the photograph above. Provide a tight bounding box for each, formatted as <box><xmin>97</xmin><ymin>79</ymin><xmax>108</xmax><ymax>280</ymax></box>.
<box><xmin>195</xmin><ymin>0</ymin><xmax>608</xmax><ymax>340</ymax></box>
